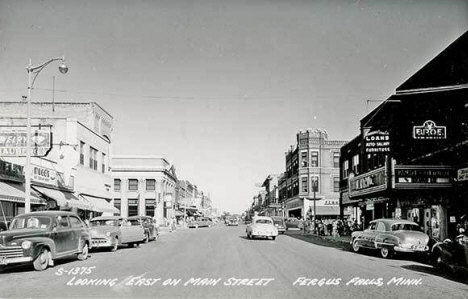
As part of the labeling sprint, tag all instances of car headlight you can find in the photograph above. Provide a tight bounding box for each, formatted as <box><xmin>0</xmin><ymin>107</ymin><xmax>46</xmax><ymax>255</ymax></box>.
<box><xmin>21</xmin><ymin>240</ymin><xmax>32</xmax><ymax>250</ymax></box>
<box><xmin>106</xmin><ymin>232</ymin><xmax>111</xmax><ymax>237</ymax></box>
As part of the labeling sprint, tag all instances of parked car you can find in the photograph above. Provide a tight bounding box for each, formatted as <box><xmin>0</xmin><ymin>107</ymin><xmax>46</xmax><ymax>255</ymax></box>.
<box><xmin>285</xmin><ymin>217</ymin><xmax>302</xmax><ymax>230</ymax></box>
<box><xmin>271</xmin><ymin>216</ymin><xmax>286</xmax><ymax>234</ymax></box>
<box><xmin>227</xmin><ymin>217</ymin><xmax>239</xmax><ymax>226</ymax></box>
<box><xmin>351</xmin><ymin>218</ymin><xmax>430</xmax><ymax>258</ymax></box>
<box><xmin>0</xmin><ymin>211</ymin><xmax>91</xmax><ymax>271</ymax></box>
<box><xmin>246</xmin><ymin>216</ymin><xmax>279</xmax><ymax>240</ymax></box>
<box><xmin>88</xmin><ymin>216</ymin><xmax>146</xmax><ymax>251</ymax></box>
<box><xmin>188</xmin><ymin>217</ymin><xmax>213</xmax><ymax>228</ymax></box>
<box><xmin>127</xmin><ymin>216</ymin><xmax>159</xmax><ymax>242</ymax></box>
<box><xmin>431</xmin><ymin>233</ymin><xmax>468</xmax><ymax>279</ymax></box>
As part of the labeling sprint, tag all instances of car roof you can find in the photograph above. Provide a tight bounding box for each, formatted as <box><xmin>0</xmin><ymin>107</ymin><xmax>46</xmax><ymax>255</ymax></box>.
<box><xmin>91</xmin><ymin>216</ymin><xmax>123</xmax><ymax>221</ymax></box>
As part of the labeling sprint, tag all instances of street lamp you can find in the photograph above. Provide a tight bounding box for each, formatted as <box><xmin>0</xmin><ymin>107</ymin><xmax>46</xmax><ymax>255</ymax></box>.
<box><xmin>25</xmin><ymin>57</ymin><xmax>68</xmax><ymax>213</ymax></box>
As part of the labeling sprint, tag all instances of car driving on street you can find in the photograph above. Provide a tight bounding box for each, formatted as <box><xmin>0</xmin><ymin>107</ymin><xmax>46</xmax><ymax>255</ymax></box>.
<box><xmin>246</xmin><ymin>216</ymin><xmax>279</xmax><ymax>240</ymax></box>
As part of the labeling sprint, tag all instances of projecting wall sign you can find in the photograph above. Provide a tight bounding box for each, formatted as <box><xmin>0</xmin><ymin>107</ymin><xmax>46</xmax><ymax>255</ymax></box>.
<box><xmin>413</xmin><ymin>120</ymin><xmax>446</xmax><ymax>140</ymax></box>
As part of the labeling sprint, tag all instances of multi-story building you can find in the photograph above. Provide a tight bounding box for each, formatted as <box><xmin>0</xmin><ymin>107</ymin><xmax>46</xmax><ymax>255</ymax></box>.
<box><xmin>112</xmin><ymin>156</ymin><xmax>177</xmax><ymax>223</ymax></box>
<box><xmin>258</xmin><ymin>174</ymin><xmax>280</xmax><ymax>216</ymax></box>
<box><xmin>279</xmin><ymin>129</ymin><xmax>347</xmax><ymax>219</ymax></box>
<box><xmin>340</xmin><ymin>30</ymin><xmax>468</xmax><ymax>241</ymax></box>
<box><xmin>0</xmin><ymin>102</ymin><xmax>117</xmax><ymax>219</ymax></box>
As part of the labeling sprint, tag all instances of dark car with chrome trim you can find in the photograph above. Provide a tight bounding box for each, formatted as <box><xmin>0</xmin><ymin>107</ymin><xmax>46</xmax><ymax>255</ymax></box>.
<box><xmin>271</xmin><ymin>216</ymin><xmax>286</xmax><ymax>234</ymax></box>
<box><xmin>0</xmin><ymin>211</ymin><xmax>91</xmax><ymax>271</ymax></box>
<box><xmin>351</xmin><ymin>218</ymin><xmax>430</xmax><ymax>258</ymax></box>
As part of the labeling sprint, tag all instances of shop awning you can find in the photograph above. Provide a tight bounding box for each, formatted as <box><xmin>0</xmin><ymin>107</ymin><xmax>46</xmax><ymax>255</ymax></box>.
<box><xmin>0</xmin><ymin>181</ymin><xmax>45</xmax><ymax>205</ymax></box>
<box><xmin>314</xmin><ymin>206</ymin><xmax>340</xmax><ymax>216</ymax></box>
<box><xmin>80</xmin><ymin>195</ymin><xmax>119</xmax><ymax>214</ymax></box>
<box><xmin>32</xmin><ymin>186</ymin><xmax>90</xmax><ymax>210</ymax></box>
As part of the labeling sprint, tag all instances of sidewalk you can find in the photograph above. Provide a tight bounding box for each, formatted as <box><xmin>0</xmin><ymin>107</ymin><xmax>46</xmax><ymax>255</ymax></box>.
<box><xmin>285</xmin><ymin>229</ymin><xmax>352</xmax><ymax>250</ymax></box>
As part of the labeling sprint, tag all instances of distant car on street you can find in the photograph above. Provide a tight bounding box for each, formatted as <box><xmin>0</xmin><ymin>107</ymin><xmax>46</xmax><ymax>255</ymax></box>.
<box><xmin>271</xmin><ymin>216</ymin><xmax>286</xmax><ymax>234</ymax></box>
<box><xmin>227</xmin><ymin>217</ymin><xmax>239</xmax><ymax>226</ymax></box>
<box><xmin>351</xmin><ymin>218</ymin><xmax>430</xmax><ymax>258</ymax></box>
<box><xmin>285</xmin><ymin>217</ymin><xmax>302</xmax><ymax>230</ymax></box>
<box><xmin>127</xmin><ymin>216</ymin><xmax>159</xmax><ymax>242</ymax></box>
<box><xmin>0</xmin><ymin>211</ymin><xmax>91</xmax><ymax>271</ymax></box>
<box><xmin>188</xmin><ymin>217</ymin><xmax>213</xmax><ymax>228</ymax></box>
<box><xmin>246</xmin><ymin>216</ymin><xmax>279</xmax><ymax>240</ymax></box>
<box><xmin>89</xmin><ymin>216</ymin><xmax>146</xmax><ymax>251</ymax></box>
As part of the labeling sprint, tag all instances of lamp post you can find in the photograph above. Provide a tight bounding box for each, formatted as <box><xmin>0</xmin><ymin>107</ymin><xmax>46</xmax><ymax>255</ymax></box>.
<box><xmin>25</xmin><ymin>57</ymin><xmax>68</xmax><ymax>213</ymax></box>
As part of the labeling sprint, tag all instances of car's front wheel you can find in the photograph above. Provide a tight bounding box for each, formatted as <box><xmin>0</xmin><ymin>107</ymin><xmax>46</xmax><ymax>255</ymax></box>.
<box><xmin>352</xmin><ymin>239</ymin><xmax>360</xmax><ymax>253</ymax></box>
<box><xmin>271</xmin><ymin>236</ymin><xmax>276</xmax><ymax>241</ymax></box>
<box><xmin>33</xmin><ymin>248</ymin><xmax>50</xmax><ymax>271</ymax></box>
<box><xmin>77</xmin><ymin>242</ymin><xmax>89</xmax><ymax>261</ymax></box>
<box><xmin>380</xmin><ymin>247</ymin><xmax>392</xmax><ymax>259</ymax></box>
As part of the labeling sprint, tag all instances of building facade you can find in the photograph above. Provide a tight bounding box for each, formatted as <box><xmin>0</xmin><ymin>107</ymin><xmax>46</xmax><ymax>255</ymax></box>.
<box><xmin>340</xmin><ymin>30</ymin><xmax>468</xmax><ymax>240</ymax></box>
<box><xmin>279</xmin><ymin>129</ymin><xmax>346</xmax><ymax>219</ymax></box>
<box><xmin>0</xmin><ymin>102</ymin><xmax>117</xmax><ymax>219</ymax></box>
<box><xmin>112</xmin><ymin>156</ymin><xmax>177</xmax><ymax>224</ymax></box>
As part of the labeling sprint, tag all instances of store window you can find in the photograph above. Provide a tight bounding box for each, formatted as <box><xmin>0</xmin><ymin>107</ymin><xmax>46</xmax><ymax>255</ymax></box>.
<box><xmin>128</xmin><ymin>199</ymin><xmax>138</xmax><ymax>217</ymax></box>
<box><xmin>128</xmin><ymin>179</ymin><xmax>139</xmax><ymax>191</ymax></box>
<box><xmin>145</xmin><ymin>199</ymin><xmax>155</xmax><ymax>217</ymax></box>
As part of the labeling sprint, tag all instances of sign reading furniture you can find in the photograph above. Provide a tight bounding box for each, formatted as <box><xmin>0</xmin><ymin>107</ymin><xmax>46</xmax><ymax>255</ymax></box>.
<box><xmin>364</xmin><ymin>130</ymin><xmax>390</xmax><ymax>153</ymax></box>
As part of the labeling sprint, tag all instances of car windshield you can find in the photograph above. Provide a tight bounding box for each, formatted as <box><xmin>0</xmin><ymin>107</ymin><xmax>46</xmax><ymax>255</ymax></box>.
<box><xmin>256</xmin><ymin>219</ymin><xmax>273</xmax><ymax>225</ymax></box>
<box><xmin>90</xmin><ymin>219</ymin><xmax>120</xmax><ymax>226</ymax></box>
<box><xmin>10</xmin><ymin>216</ymin><xmax>51</xmax><ymax>230</ymax></box>
<box><xmin>391</xmin><ymin>223</ymin><xmax>422</xmax><ymax>232</ymax></box>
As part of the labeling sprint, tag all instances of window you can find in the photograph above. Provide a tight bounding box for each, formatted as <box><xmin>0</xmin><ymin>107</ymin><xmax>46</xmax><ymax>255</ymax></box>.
<box><xmin>70</xmin><ymin>216</ymin><xmax>84</xmax><ymax>228</ymax></box>
<box><xmin>333</xmin><ymin>152</ymin><xmax>340</xmax><ymax>168</ymax></box>
<box><xmin>301</xmin><ymin>176</ymin><xmax>308</xmax><ymax>193</ymax></box>
<box><xmin>114</xmin><ymin>198</ymin><xmax>121</xmax><ymax>212</ymax></box>
<box><xmin>102</xmin><ymin>153</ymin><xmax>106</xmax><ymax>173</ymax></box>
<box><xmin>79</xmin><ymin>141</ymin><xmax>85</xmax><ymax>165</ymax></box>
<box><xmin>89</xmin><ymin>147</ymin><xmax>98</xmax><ymax>170</ymax></box>
<box><xmin>311</xmin><ymin>177</ymin><xmax>319</xmax><ymax>192</ymax></box>
<box><xmin>352</xmin><ymin>154</ymin><xmax>359</xmax><ymax>174</ymax></box>
<box><xmin>301</xmin><ymin>151</ymin><xmax>308</xmax><ymax>167</ymax></box>
<box><xmin>57</xmin><ymin>216</ymin><xmax>70</xmax><ymax>229</ymax></box>
<box><xmin>146</xmin><ymin>179</ymin><xmax>156</xmax><ymax>191</ymax></box>
<box><xmin>311</xmin><ymin>151</ymin><xmax>319</xmax><ymax>167</ymax></box>
<box><xmin>333</xmin><ymin>177</ymin><xmax>340</xmax><ymax>192</ymax></box>
<box><xmin>145</xmin><ymin>199</ymin><xmax>155</xmax><ymax>217</ymax></box>
<box><xmin>376</xmin><ymin>222</ymin><xmax>386</xmax><ymax>232</ymax></box>
<box><xmin>342</xmin><ymin>160</ymin><xmax>349</xmax><ymax>179</ymax></box>
<box><xmin>128</xmin><ymin>198</ymin><xmax>139</xmax><ymax>217</ymax></box>
<box><xmin>114</xmin><ymin>179</ymin><xmax>121</xmax><ymax>191</ymax></box>
<box><xmin>128</xmin><ymin>179</ymin><xmax>139</xmax><ymax>191</ymax></box>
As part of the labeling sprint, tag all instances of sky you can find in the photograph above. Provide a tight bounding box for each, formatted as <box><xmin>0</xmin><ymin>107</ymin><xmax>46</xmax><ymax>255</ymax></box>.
<box><xmin>0</xmin><ymin>0</ymin><xmax>467</xmax><ymax>214</ymax></box>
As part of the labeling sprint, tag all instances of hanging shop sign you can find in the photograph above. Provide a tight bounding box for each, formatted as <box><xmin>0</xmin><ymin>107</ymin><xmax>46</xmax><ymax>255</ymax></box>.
<box><xmin>348</xmin><ymin>166</ymin><xmax>387</xmax><ymax>198</ymax></box>
<box><xmin>393</xmin><ymin>165</ymin><xmax>453</xmax><ymax>189</ymax></box>
<box><xmin>413</xmin><ymin>120</ymin><xmax>446</xmax><ymax>140</ymax></box>
<box><xmin>364</xmin><ymin>130</ymin><xmax>390</xmax><ymax>153</ymax></box>
<box><xmin>457</xmin><ymin>167</ymin><xmax>468</xmax><ymax>182</ymax></box>
<box><xmin>0</xmin><ymin>126</ymin><xmax>52</xmax><ymax>157</ymax></box>
<box><xmin>31</xmin><ymin>165</ymin><xmax>57</xmax><ymax>186</ymax></box>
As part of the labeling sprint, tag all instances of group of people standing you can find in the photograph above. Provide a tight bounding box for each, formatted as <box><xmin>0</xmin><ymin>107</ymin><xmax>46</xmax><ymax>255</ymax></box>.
<box><xmin>302</xmin><ymin>217</ymin><xmax>361</xmax><ymax>237</ymax></box>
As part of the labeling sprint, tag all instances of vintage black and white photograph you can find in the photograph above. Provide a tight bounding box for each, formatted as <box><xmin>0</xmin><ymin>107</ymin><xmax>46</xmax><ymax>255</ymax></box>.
<box><xmin>0</xmin><ymin>0</ymin><xmax>467</xmax><ymax>298</ymax></box>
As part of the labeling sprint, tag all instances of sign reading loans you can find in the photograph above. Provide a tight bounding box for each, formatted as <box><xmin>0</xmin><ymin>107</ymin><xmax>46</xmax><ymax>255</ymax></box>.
<box><xmin>364</xmin><ymin>130</ymin><xmax>390</xmax><ymax>153</ymax></box>
<box><xmin>413</xmin><ymin>120</ymin><xmax>446</xmax><ymax>140</ymax></box>
<box><xmin>0</xmin><ymin>126</ymin><xmax>52</xmax><ymax>156</ymax></box>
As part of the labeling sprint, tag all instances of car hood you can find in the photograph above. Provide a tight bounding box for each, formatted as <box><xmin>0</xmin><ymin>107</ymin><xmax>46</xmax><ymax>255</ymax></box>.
<box><xmin>394</xmin><ymin>231</ymin><xmax>430</xmax><ymax>245</ymax></box>
<box><xmin>89</xmin><ymin>226</ymin><xmax>119</xmax><ymax>237</ymax></box>
<box><xmin>0</xmin><ymin>229</ymin><xmax>49</xmax><ymax>245</ymax></box>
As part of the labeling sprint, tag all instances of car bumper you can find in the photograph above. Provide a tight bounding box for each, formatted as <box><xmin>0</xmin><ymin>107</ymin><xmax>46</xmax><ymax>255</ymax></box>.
<box><xmin>394</xmin><ymin>246</ymin><xmax>429</xmax><ymax>253</ymax></box>
<box><xmin>91</xmin><ymin>238</ymin><xmax>113</xmax><ymax>248</ymax></box>
<box><xmin>252</xmin><ymin>232</ymin><xmax>278</xmax><ymax>237</ymax></box>
<box><xmin>0</xmin><ymin>256</ymin><xmax>33</xmax><ymax>265</ymax></box>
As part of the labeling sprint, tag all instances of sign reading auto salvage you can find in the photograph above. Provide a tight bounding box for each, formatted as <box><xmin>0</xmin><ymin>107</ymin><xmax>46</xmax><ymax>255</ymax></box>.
<box><xmin>364</xmin><ymin>130</ymin><xmax>390</xmax><ymax>153</ymax></box>
<box><xmin>348</xmin><ymin>167</ymin><xmax>387</xmax><ymax>198</ymax></box>
<box><xmin>0</xmin><ymin>126</ymin><xmax>52</xmax><ymax>156</ymax></box>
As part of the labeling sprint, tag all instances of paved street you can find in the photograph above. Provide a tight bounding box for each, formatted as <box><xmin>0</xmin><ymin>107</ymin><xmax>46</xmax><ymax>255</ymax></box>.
<box><xmin>1</xmin><ymin>224</ymin><xmax>467</xmax><ymax>299</ymax></box>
